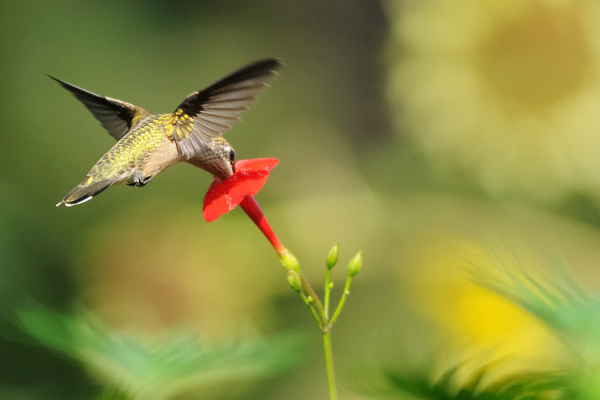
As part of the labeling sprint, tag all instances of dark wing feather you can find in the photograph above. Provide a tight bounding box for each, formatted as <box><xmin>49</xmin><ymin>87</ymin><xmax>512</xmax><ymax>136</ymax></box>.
<box><xmin>172</xmin><ymin>59</ymin><xmax>282</xmax><ymax>158</ymax></box>
<box><xmin>49</xmin><ymin>76</ymin><xmax>148</xmax><ymax>141</ymax></box>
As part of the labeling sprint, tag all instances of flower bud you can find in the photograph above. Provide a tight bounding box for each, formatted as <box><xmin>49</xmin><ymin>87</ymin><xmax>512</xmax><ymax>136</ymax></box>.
<box><xmin>287</xmin><ymin>270</ymin><xmax>302</xmax><ymax>292</ymax></box>
<box><xmin>326</xmin><ymin>243</ymin><xmax>340</xmax><ymax>270</ymax></box>
<box><xmin>279</xmin><ymin>250</ymin><xmax>300</xmax><ymax>272</ymax></box>
<box><xmin>348</xmin><ymin>251</ymin><xmax>363</xmax><ymax>277</ymax></box>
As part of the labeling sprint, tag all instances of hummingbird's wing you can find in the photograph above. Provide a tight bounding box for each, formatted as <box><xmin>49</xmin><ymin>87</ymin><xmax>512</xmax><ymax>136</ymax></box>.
<box><xmin>171</xmin><ymin>59</ymin><xmax>282</xmax><ymax>159</ymax></box>
<box><xmin>49</xmin><ymin>76</ymin><xmax>149</xmax><ymax>141</ymax></box>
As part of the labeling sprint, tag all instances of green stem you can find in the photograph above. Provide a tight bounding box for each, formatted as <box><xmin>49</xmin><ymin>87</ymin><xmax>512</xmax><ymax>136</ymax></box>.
<box><xmin>300</xmin><ymin>292</ymin><xmax>324</xmax><ymax>329</ymax></box>
<box><xmin>324</xmin><ymin>268</ymin><xmax>332</xmax><ymax>319</ymax></box>
<box><xmin>298</xmin><ymin>271</ymin><xmax>326</xmax><ymax>321</ymax></box>
<box><xmin>323</xmin><ymin>329</ymin><xmax>337</xmax><ymax>400</ymax></box>
<box><xmin>330</xmin><ymin>276</ymin><xmax>353</xmax><ymax>327</ymax></box>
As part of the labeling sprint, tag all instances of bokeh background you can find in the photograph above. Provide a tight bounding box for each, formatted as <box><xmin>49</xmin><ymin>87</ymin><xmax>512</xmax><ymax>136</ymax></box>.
<box><xmin>3</xmin><ymin>0</ymin><xmax>600</xmax><ymax>398</ymax></box>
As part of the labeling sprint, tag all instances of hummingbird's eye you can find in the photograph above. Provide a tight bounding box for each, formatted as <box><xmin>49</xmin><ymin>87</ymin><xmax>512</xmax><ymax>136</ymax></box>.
<box><xmin>229</xmin><ymin>149</ymin><xmax>236</xmax><ymax>164</ymax></box>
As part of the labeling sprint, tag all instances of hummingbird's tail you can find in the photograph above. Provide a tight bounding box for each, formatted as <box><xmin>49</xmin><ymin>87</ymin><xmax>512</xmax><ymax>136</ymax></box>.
<box><xmin>56</xmin><ymin>178</ymin><xmax>115</xmax><ymax>207</ymax></box>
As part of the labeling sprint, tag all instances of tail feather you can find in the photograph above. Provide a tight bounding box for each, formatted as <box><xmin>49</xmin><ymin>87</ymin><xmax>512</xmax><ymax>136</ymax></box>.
<box><xmin>56</xmin><ymin>179</ymin><xmax>115</xmax><ymax>207</ymax></box>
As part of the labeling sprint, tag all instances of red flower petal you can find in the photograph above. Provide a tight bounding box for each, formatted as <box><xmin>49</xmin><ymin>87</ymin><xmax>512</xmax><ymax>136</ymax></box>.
<box><xmin>235</xmin><ymin>158</ymin><xmax>279</xmax><ymax>173</ymax></box>
<box><xmin>203</xmin><ymin>158</ymin><xmax>279</xmax><ymax>222</ymax></box>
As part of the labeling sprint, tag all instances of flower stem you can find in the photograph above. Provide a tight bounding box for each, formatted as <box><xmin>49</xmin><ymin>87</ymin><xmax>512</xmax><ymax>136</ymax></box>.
<box><xmin>300</xmin><ymin>292</ymin><xmax>324</xmax><ymax>329</ymax></box>
<box><xmin>324</xmin><ymin>268</ymin><xmax>332</xmax><ymax>319</ymax></box>
<box><xmin>330</xmin><ymin>276</ymin><xmax>353</xmax><ymax>327</ymax></box>
<box><xmin>323</xmin><ymin>329</ymin><xmax>337</xmax><ymax>400</ymax></box>
<box><xmin>298</xmin><ymin>272</ymin><xmax>326</xmax><ymax>323</ymax></box>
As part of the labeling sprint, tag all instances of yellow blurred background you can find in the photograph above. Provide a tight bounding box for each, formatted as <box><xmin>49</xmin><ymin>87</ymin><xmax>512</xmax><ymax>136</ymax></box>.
<box><xmin>3</xmin><ymin>0</ymin><xmax>600</xmax><ymax>398</ymax></box>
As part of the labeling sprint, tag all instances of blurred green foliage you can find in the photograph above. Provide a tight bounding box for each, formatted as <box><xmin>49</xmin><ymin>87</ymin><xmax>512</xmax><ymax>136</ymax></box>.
<box><xmin>368</xmin><ymin>249</ymin><xmax>600</xmax><ymax>400</ymax></box>
<box><xmin>380</xmin><ymin>364</ymin><xmax>564</xmax><ymax>400</ymax></box>
<box><xmin>17</xmin><ymin>305</ymin><xmax>304</xmax><ymax>400</ymax></box>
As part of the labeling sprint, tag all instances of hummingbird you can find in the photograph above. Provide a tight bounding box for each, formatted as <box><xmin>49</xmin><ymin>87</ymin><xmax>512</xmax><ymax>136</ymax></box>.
<box><xmin>51</xmin><ymin>58</ymin><xmax>281</xmax><ymax>207</ymax></box>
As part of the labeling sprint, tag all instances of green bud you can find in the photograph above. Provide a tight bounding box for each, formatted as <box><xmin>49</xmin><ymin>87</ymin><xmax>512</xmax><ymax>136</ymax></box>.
<box><xmin>287</xmin><ymin>270</ymin><xmax>302</xmax><ymax>292</ymax></box>
<box><xmin>326</xmin><ymin>243</ymin><xmax>340</xmax><ymax>269</ymax></box>
<box><xmin>348</xmin><ymin>250</ymin><xmax>363</xmax><ymax>277</ymax></box>
<box><xmin>280</xmin><ymin>250</ymin><xmax>300</xmax><ymax>272</ymax></box>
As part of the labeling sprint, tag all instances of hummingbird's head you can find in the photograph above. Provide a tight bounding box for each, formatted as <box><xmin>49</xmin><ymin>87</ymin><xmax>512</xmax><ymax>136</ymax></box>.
<box><xmin>210</xmin><ymin>137</ymin><xmax>237</xmax><ymax>180</ymax></box>
<box><xmin>187</xmin><ymin>137</ymin><xmax>238</xmax><ymax>180</ymax></box>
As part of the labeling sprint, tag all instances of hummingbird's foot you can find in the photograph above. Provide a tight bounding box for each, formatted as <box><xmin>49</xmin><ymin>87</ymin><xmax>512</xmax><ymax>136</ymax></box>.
<box><xmin>138</xmin><ymin>176</ymin><xmax>152</xmax><ymax>187</ymax></box>
<box><xmin>127</xmin><ymin>175</ymin><xmax>153</xmax><ymax>187</ymax></box>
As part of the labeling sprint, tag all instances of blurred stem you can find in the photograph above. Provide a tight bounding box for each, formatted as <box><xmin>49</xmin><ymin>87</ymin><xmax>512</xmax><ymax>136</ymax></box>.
<box><xmin>95</xmin><ymin>389</ymin><xmax>129</xmax><ymax>400</ymax></box>
<box><xmin>330</xmin><ymin>276</ymin><xmax>353</xmax><ymax>327</ymax></box>
<box><xmin>323</xmin><ymin>329</ymin><xmax>337</xmax><ymax>400</ymax></box>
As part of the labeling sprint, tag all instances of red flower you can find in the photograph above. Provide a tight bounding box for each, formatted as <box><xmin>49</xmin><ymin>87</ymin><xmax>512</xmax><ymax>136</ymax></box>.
<box><xmin>203</xmin><ymin>158</ymin><xmax>286</xmax><ymax>254</ymax></box>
